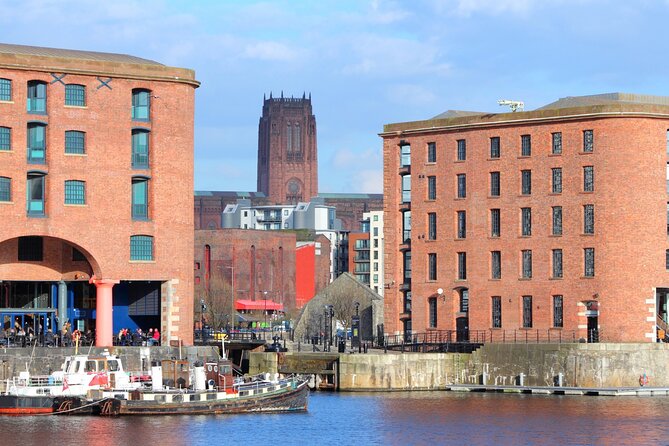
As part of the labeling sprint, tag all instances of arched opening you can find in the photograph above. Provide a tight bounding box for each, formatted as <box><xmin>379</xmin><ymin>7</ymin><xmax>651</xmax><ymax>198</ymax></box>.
<box><xmin>454</xmin><ymin>287</ymin><xmax>469</xmax><ymax>342</ymax></box>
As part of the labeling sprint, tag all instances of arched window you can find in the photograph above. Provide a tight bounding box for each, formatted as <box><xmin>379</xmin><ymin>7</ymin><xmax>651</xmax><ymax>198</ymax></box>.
<box><xmin>286</xmin><ymin>123</ymin><xmax>292</xmax><ymax>154</ymax></box>
<box><xmin>132</xmin><ymin>89</ymin><xmax>151</xmax><ymax>121</ymax></box>
<box><xmin>131</xmin><ymin>129</ymin><xmax>150</xmax><ymax>168</ymax></box>
<box><xmin>27</xmin><ymin>80</ymin><xmax>47</xmax><ymax>113</ymax></box>
<box><xmin>27</xmin><ymin>122</ymin><xmax>46</xmax><ymax>163</ymax></box>
<box><xmin>131</xmin><ymin>176</ymin><xmax>149</xmax><ymax>220</ymax></box>
<box><xmin>27</xmin><ymin>171</ymin><xmax>46</xmax><ymax>215</ymax></box>
<box><xmin>65</xmin><ymin>130</ymin><xmax>85</xmax><ymax>154</ymax></box>
<box><xmin>293</xmin><ymin>123</ymin><xmax>301</xmax><ymax>155</ymax></box>
<box><xmin>65</xmin><ymin>84</ymin><xmax>86</xmax><ymax>107</ymax></box>
<box><xmin>64</xmin><ymin>180</ymin><xmax>85</xmax><ymax>205</ymax></box>
<box><xmin>130</xmin><ymin>235</ymin><xmax>154</xmax><ymax>261</ymax></box>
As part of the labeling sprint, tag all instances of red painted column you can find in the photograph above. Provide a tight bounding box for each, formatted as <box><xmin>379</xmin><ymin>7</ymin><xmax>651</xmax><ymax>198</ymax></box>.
<box><xmin>91</xmin><ymin>279</ymin><xmax>119</xmax><ymax>347</ymax></box>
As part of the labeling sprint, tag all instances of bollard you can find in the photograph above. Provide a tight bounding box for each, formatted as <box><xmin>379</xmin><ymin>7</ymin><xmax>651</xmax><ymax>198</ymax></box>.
<box><xmin>481</xmin><ymin>372</ymin><xmax>488</xmax><ymax>385</ymax></box>
<box><xmin>557</xmin><ymin>373</ymin><xmax>564</xmax><ymax>387</ymax></box>
<box><xmin>518</xmin><ymin>373</ymin><xmax>525</xmax><ymax>386</ymax></box>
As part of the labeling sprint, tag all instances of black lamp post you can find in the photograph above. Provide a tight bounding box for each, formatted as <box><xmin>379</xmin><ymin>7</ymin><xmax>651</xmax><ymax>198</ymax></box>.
<box><xmin>352</xmin><ymin>301</ymin><xmax>360</xmax><ymax>350</ymax></box>
<box><xmin>324</xmin><ymin>304</ymin><xmax>334</xmax><ymax>352</ymax></box>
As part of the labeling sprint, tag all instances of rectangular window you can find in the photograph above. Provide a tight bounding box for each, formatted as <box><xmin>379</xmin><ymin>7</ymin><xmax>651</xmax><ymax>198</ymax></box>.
<box><xmin>132</xmin><ymin>129</ymin><xmax>149</xmax><ymax>168</ymax></box>
<box><xmin>583</xmin><ymin>130</ymin><xmax>594</xmax><ymax>152</ymax></box>
<box><xmin>552</xmin><ymin>168</ymin><xmax>562</xmax><ymax>193</ymax></box>
<box><xmin>491</xmin><ymin>251</ymin><xmax>501</xmax><ymax>279</ymax></box>
<box><xmin>584</xmin><ymin>204</ymin><xmax>594</xmax><ymax>234</ymax></box>
<box><xmin>427</xmin><ymin>176</ymin><xmax>436</xmax><ymax>200</ymax></box>
<box><xmin>457</xmin><ymin>139</ymin><xmax>466</xmax><ymax>161</ymax></box>
<box><xmin>552</xmin><ymin>206</ymin><xmax>563</xmax><ymax>236</ymax></box>
<box><xmin>457</xmin><ymin>252</ymin><xmax>467</xmax><ymax>280</ymax></box>
<box><xmin>132</xmin><ymin>178</ymin><xmax>149</xmax><ymax>220</ymax></box>
<box><xmin>552</xmin><ymin>249</ymin><xmax>563</xmax><ymax>278</ymax></box>
<box><xmin>132</xmin><ymin>89</ymin><xmax>150</xmax><ymax>121</ymax></box>
<box><xmin>427</xmin><ymin>142</ymin><xmax>436</xmax><ymax>163</ymax></box>
<box><xmin>18</xmin><ymin>236</ymin><xmax>43</xmax><ymax>261</ymax></box>
<box><xmin>402</xmin><ymin>211</ymin><xmax>411</xmax><ymax>242</ymax></box>
<box><xmin>490</xmin><ymin>137</ymin><xmax>500</xmax><ymax>158</ymax></box>
<box><xmin>27</xmin><ymin>123</ymin><xmax>46</xmax><ymax>164</ymax></box>
<box><xmin>130</xmin><ymin>235</ymin><xmax>154</xmax><ymax>261</ymax></box>
<box><xmin>521</xmin><ymin>207</ymin><xmax>532</xmax><ymax>236</ymax></box>
<box><xmin>521</xmin><ymin>134</ymin><xmax>531</xmax><ymax>156</ymax></box>
<box><xmin>584</xmin><ymin>248</ymin><xmax>595</xmax><ymax>277</ymax></box>
<box><xmin>553</xmin><ymin>295</ymin><xmax>564</xmax><ymax>328</ymax></box>
<box><xmin>492</xmin><ymin>296</ymin><xmax>502</xmax><ymax>328</ymax></box>
<box><xmin>584</xmin><ymin>166</ymin><xmax>594</xmax><ymax>192</ymax></box>
<box><xmin>402</xmin><ymin>175</ymin><xmax>411</xmax><ymax>203</ymax></box>
<box><xmin>523</xmin><ymin>295</ymin><xmax>533</xmax><ymax>328</ymax></box>
<box><xmin>65</xmin><ymin>130</ymin><xmax>85</xmax><ymax>154</ymax></box>
<box><xmin>457</xmin><ymin>211</ymin><xmax>466</xmax><ymax>239</ymax></box>
<box><xmin>428</xmin><ymin>253</ymin><xmax>437</xmax><ymax>281</ymax></box>
<box><xmin>64</xmin><ymin>180</ymin><xmax>85</xmax><ymax>205</ymax></box>
<box><xmin>666</xmin><ymin>249</ymin><xmax>669</xmax><ymax>270</ymax></box>
<box><xmin>27</xmin><ymin>81</ymin><xmax>46</xmax><ymax>113</ymax></box>
<box><xmin>26</xmin><ymin>174</ymin><xmax>44</xmax><ymax>215</ymax></box>
<box><xmin>460</xmin><ymin>289</ymin><xmax>469</xmax><ymax>313</ymax></box>
<box><xmin>403</xmin><ymin>251</ymin><xmax>412</xmax><ymax>281</ymax></box>
<box><xmin>0</xmin><ymin>127</ymin><xmax>10</xmax><ymax>151</ymax></box>
<box><xmin>428</xmin><ymin>297</ymin><xmax>437</xmax><ymax>328</ymax></box>
<box><xmin>65</xmin><ymin>84</ymin><xmax>86</xmax><ymax>107</ymax></box>
<box><xmin>457</xmin><ymin>174</ymin><xmax>466</xmax><ymax>198</ymax></box>
<box><xmin>0</xmin><ymin>177</ymin><xmax>10</xmax><ymax>202</ymax></box>
<box><xmin>552</xmin><ymin>132</ymin><xmax>562</xmax><ymax>155</ymax></box>
<box><xmin>0</xmin><ymin>78</ymin><xmax>11</xmax><ymax>101</ymax></box>
<box><xmin>428</xmin><ymin>212</ymin><xmax>437</xmax><ymax>240</ymax></box>
<box><xmin>400</xmin><ymin>142</ymin><xmax>411</xmax><ymax>167</ymax></box>
<box><xmin>521</xmin><ymin>170</ymin><xmax>532</xmax><ymax>195</ymax></box>
<box><xmin>490</xmin><ymin>172</ymin><xmax>500</xmax><ymax>196</ymax></box>
<box><xmin>491</xmin><ymin>209</ymin><xmax>501</xmax><ymax>237</ymax></box>
<box><xmin>522</xmin><ymin>250</ymin><xmax>532</xmax><ymax>279</ymax></box>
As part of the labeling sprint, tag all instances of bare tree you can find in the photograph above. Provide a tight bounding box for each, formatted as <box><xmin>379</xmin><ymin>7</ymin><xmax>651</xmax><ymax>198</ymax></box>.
<box><xmin>194</xmin><ymin>275</ymin><xmax>233</xmax><ymax>331</ymax></box>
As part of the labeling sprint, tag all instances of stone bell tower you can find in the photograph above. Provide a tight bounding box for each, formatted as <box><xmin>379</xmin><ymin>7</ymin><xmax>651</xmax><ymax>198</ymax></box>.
<box><xmin>257</xmin><ymin>92</ymin><xmax>318</xmax><ymax>204</ymax></box>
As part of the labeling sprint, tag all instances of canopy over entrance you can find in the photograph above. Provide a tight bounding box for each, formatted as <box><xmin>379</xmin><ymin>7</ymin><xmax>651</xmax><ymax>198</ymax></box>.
<box><xmin>235</xmin><ymin>299</ymin><xmax>283</xmax><ymax>311</ymax></box>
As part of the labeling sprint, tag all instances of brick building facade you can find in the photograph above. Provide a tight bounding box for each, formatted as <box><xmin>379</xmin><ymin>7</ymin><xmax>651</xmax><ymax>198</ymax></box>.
<box><xmin>382</xmin><ymin>93</ymin><xmax>669</xmax><ymax>343</ymax></box>
<box><xmin>0</xmin><ymin>43</ymin><xmax>198</xmax><ymax>345</ymax></box>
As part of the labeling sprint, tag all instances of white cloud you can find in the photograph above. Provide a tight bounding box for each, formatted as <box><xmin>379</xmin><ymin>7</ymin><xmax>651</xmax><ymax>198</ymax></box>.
<box><xmin>340</xmin><ymin>34</ymin><xmax>450</xmax><ymax>78</ymax></box>
<box><xmin>326</xmin><ymin>147</ymin><xmax>383</xmax><ymax>193</ymax></box>
<box><xmin>451</xmin><ymin>0</ymin><xmax>534</xmax><ymax>16</ymax></box>
<box><xmin>243</xmin><ymin>41</ymin><xmax>300</xmax><ymax>61</ymax></box>
<box><xmin>386</xmin><ymin>84</ymin><xmax>438</xmax><ymax>106</ymax></box>
<box><xmin>368</xmin><ymin>0</ymin><xmax>411</xmax><ymax>24</ymax></box>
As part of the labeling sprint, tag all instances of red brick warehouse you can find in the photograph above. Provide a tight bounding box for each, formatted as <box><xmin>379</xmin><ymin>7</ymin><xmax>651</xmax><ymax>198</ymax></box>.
<box><xmin>0</xmin><ymin>43</ymin><xmax>199</xmax><ymax>346</ymax></box>
<box><xmin>381</xmin><ymin>93</ymin><xmax>669</xmax><ymax>343</ymax></box>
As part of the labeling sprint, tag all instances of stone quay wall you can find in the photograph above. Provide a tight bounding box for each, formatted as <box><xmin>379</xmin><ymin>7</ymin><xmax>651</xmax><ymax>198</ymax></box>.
<box><xmin>251</xmin><ymin>343</ymin><xmax>669</xmax><ymax>390</ymax></box>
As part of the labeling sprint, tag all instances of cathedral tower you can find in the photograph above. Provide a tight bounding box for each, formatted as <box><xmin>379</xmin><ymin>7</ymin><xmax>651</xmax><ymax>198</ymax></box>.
<box><xmin>257</xmin><ymin>93</ymin><xmax>318</xmax><ymax>204</ymax></box>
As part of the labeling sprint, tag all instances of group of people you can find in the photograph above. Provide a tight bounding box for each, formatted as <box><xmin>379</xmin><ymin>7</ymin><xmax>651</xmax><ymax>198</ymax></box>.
<box><xmin>116</xmin><ymin>327</ymin><xmax>160</xmax><ymax>346</ymax></box>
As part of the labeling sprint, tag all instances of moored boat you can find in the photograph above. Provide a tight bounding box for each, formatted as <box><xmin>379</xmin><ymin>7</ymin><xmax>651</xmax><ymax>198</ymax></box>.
<box><xmin>98</xmin><ymin>359</ymin><xmax>309</xmax><ymax>416</ymax></box>
<box><xmin>0</xmin><ymin>351</ymin><xmax>141</xmax><ymax>415</ymax></box>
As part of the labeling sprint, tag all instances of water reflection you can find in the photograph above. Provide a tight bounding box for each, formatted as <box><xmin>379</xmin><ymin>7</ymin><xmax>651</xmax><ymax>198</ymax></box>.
<box><xmin>0</xmin><ymin>392</ymin><xmax>666</xmax><ymax>446</ymax></box>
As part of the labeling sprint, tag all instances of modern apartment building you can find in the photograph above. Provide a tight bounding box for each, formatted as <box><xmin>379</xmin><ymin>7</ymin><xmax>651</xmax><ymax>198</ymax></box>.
<box><xmin>0</xmin><ymin>43</ymin><xmax>198</xmax><ymax>345</ymax></box>
<box><xmin>382</xmin><ymin>93</ymin><xmax>669</xmax><ymax>343</ymax></box>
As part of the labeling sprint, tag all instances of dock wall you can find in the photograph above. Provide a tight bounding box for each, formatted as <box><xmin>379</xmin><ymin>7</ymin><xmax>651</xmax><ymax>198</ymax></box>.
<box><xmin>250</xmin><ymin>343</ymin><xmax>669</xmax><ymax>390</ymax></box>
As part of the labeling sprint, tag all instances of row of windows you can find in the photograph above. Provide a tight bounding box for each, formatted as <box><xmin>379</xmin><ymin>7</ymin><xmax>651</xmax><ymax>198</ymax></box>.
<box><xmin>414</xmin><ymin>130</ymin><xmax>594</xmax><ymax>165</ymax></box>
<box><xmin>0</xmin><ymin>125</ymin><xmax>150</xmax><ymax>168</ymax></box>
<box><xmin>0</xmin><ymin>175</ymin><xmax>150</xmax><ymax>219</ymax></box>
<box><xmin>423</xmin><ymin>166</ymin><xmax>594</xmax><ymax>201</ymax></box>
<box><xmin>425</xmin><ymin>205</ymin><xmax>594</xmax><ymax>240</ymax></box>
<box><xmin>427</xmin><ymin>294</ymin><xmax>564</xmax><ymax>329</ymax></box>
<box><xmin>0</xmin><ymin>78</ymin><xmax>151</xmax><ymax>120</ymax></box>
<box><xmin>16</xmin><ymin>235</ymin><xmax>154</xmax><ymax>262</ymax></box>
<box><xmin>426</xmin><ymin>248</ymin><xmax>595</xmax><ymax>281</ymax></box>
<box><xmin>491</xmin><ymin>295</ymin><xmax>564</xmax><ymax>329</ymax></box>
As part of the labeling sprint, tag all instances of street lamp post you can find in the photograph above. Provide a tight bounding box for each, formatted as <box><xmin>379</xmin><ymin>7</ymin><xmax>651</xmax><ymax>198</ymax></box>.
<box><xmin>263</xmin><ymin>290</ymin><xmax>269</xmax><ymax>340</ymax></box>
<box><xmin>324</xmin><ymin>304</ymin><xmax>334</xmax><ymax>352</ymax></box>
<box><xmin>352</xmin><ymin>301</ymin><xmax>360</xmax><ymax>351</ymax></box>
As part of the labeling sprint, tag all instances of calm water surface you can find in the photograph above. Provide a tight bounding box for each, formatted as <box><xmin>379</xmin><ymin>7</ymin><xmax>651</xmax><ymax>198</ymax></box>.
<box><xmin>0</xmin><ymin>392</ymin><xmax>667</xmax><ymax>445</ymax></box>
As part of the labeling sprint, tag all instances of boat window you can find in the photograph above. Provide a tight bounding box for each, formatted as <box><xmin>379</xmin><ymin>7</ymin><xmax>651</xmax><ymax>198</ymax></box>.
<box><xmin>207</xmin><ymin>365</ymin><xmax>212</xmax><ymax>372</ymax></box>
<box><xmin>221</xmin><ymin>366</ymin><xmax>231</xmax><ymax>374</ymax></box>
<box><xmin>108</xmin><ymin>360</ymin><xmax>119</xmax><ymax>372</ymax></box>
<box><xmin>85</xmin><ymin>361</ymin><xmax>97</xmax><ymax>372</ymax></box>
<box><xmin>63</xmin><ymin>360</ymin><xmax>71</xmax><ymax>372</ymax></box>
<box><xmin>74</xmin><ymin>361</ymin><xmax>82</xmax><ymax>373</ymax></box>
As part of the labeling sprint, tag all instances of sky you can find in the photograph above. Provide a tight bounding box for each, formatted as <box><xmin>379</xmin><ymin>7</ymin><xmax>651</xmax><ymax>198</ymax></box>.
<box><xmin>2</xmin><ymin>0</ymin><xmax>669</xmax><ymax>194</ymax></box>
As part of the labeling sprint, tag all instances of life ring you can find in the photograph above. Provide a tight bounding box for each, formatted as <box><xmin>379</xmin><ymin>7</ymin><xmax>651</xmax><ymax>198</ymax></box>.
<box><xmin>639</xmin><ymin>374</ymin><xmax>649</xmax><ymax>387</ymax></box>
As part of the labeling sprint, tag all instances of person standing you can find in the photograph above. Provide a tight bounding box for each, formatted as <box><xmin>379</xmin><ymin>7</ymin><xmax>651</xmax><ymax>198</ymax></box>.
<box><xmin>152</xmin><ymin>328</ymin><xmax>160</xmax><ymax>346</ymax></box>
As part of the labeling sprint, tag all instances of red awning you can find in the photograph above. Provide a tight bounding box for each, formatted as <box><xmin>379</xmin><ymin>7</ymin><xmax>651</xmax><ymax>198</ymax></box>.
<box><xmin>235</xmin><ymin>299</ymin><xmax>284</xmax><ymax>311</ymax></box>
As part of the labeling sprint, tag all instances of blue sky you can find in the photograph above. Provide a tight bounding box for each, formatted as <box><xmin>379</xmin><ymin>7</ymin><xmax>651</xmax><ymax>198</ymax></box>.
<box><xmin>2</xmin><ymin>0</ymin><xmax>669</xmax><ymax>193</ymax></box>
